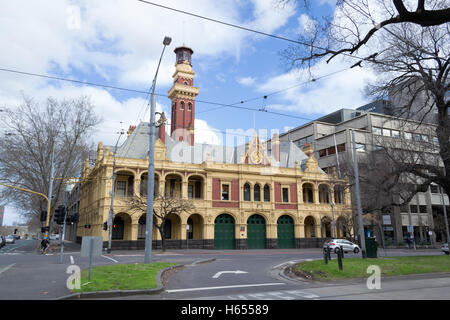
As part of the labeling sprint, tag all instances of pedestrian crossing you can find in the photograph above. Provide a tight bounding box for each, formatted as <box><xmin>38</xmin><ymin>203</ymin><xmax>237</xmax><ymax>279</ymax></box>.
<box><xmin>227</xmin><ymin>289</ymin><xmax>320</xmax><ymax>300</ymax></box>
<box><xmin>190</xmin><ymin>289</ymin><xmax>320</xmax><ymax>300</ymax></box>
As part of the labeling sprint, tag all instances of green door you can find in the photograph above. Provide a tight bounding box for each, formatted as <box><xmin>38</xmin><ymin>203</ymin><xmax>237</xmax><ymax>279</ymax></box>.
<box><xmin>247</xmin><ymin>214</ymin><xmax>266</xmax><ymax>249</ymax></box>
<box><xmin>277</xmin><ymin>215</ymin><xmax>295</xmax><ymax>248</ymax></box>
<box><xmin>214</xmin><ymin>214</ymin><xmax>235</xmax><ymax>249</ymax></box>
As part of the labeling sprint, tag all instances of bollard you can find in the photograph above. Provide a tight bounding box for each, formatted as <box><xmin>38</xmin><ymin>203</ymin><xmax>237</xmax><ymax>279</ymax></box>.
<box><xmin>327</xmin><ymin>247</ymin><xmax>332</xmax><ymax>261</ymax></box>
<box><xmin>337</xmin><ymin>249</ymin><xmax>343</xmax><ymax>271</ymax></box>
<box><xmin>324</xmin><ymin>249</ymin><xmax>328</xmax><ymax>264</ymax></box>
<box><xmin>340</xmin><ymin>245</ymin><xmax>344</xmax><ymax>258</ymax></box>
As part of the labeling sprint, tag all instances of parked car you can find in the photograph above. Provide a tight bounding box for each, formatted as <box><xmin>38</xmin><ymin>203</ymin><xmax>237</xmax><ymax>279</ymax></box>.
<box><xmin>49</xmin><ymin>234</ymin><xmax>60</xmax><ymax>240</ymax></box>
<box><xmin>323</xmin><ymin>239</ymin><xmax>360</xmax><ymax>254</ymax></box>
<box><xmin>441</xmin><ymin>243</ymin><xmax>449</xmax><ymax>255</ymax></box>
<box><xmin>0</xmin><ymin>235</ymin><xmax>5</xmax><ymax>248</ymax></box>
<box><xmin>5</xmin><ymin>235</ymin><xmax>16</xmax><ymax>244</ymax></box>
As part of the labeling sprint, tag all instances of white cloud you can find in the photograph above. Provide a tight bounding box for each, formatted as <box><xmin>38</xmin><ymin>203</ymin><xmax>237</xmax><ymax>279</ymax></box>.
<box><xmin>238</xmin><ymin>76</ymin><xmax>257</xmax><ymax>86</ymax></box>
<box><xmin>256</xmin><ymin>57</ymin><xmax>376</xmax><ymax>115</ymax></box>
<box><xmin>298</xmin><ymin>14</ymin><xmax>317</xmax><ymax>36</ymax></box>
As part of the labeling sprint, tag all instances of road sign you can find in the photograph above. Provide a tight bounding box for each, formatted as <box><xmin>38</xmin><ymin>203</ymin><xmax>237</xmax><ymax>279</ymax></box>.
<box><xmin>407</xmin><ymin>225</ymin><xmax>414</xmax><ymax>233</ymax></box>
<box><xmin>81</xmin><ymin>236</ymin><xmax>103</xmax><ymax>257</ymax></box>
<box><xmin>382</xmin><ymin>215</ymin><xmax>391</xmax><ymax>225</ymax></box>
<box><xmin>81</xmin><ymin>236</ymin><xmax>103</xmax><ymax>281</ymax></box>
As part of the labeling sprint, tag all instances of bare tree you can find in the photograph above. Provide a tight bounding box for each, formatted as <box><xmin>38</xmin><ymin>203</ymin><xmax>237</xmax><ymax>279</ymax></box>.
<box><xmin>0</xmin><ymin>95</ymin><xmax>101</xmax><ymax>229</ymax></box>
<box><xmin>281</xmin><ymin>0</ymin><xmax>449</xmax><ymax>198</ymax></box>
<box><xmin>280</xmin><ymin>0</ymin><xmax>450</xmax><ymax>64</ymax></box>
<box><xmin>338</xmin><ymin>144</ymin><xmax>432</xmax><ymax>245</ymax></box>
<box><xmin>127</xmin><ymin>195</ymin><xmax>194</xmax><ymax>251</ymax></box>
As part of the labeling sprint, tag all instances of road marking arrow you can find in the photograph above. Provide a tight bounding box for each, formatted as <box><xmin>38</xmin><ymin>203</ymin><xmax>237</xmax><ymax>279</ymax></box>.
<box><xmin>212</xmin><ymin>270</ymin><xmax>248</xmax><ymax>278</ymax></box>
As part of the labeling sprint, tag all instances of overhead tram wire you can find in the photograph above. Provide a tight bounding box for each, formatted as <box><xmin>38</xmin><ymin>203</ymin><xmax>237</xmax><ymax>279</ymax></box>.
<box><xmin>0</xmin><ymin>67</ymin><xmax>317</xmax><ymax>122</ymax></box>
<box><xmin>135</xmin><ymin>0</ymin><xmax>368</xmax><ymax>63</ymax></box>
<box><xmin>197</xmin><ymin>66</ymin><xmax>352</xmax><ymax>116</ymax></box>
<box><xmin>0</xmin><ymin>66</ymin><xmax>399</xmax><ymax>140</ymax></box>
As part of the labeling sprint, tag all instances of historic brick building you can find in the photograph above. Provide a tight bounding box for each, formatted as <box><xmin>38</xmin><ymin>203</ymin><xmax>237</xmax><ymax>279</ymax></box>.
<box><xmin>77</xmin><ymin>46</ymin><xmax>352</xmax><ymax>250</ymax></box>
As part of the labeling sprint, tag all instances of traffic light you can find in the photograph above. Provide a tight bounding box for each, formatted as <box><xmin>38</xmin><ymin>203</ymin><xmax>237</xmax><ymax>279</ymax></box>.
<box><xmin>40</xmin><ymin>211</ymin><xmax>47</xmax><ymax>222</ymax></box>
<box><xmin>41</xmin><ymin>226</ymin><xmax>49</xmax><ymax>233</ymax></box>
<box><xmin>103</xmin><ymin>221</ymin><xmax>108</xmax><ymax>231</ymax></box>
<box><xmin>54</xmin><ymin>205</ymin><xmax>66</xmax><ymax>225</ymax></box>
<box><xmin>66</xmin><ymin>213</ymin><xmax>79</xmax><ymax>225</ymax></box>
<box><xmin>14</xmin><ymin>228</ymin><xmax>18</xmax><ymax>234</ymax></box>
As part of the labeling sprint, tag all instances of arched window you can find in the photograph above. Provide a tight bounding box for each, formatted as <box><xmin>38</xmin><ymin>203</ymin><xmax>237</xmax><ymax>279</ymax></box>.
<box><xmin>303</xmin><ymin>183</ymin><xmax>314</xmax><ymax>203</ymax></box>
<box><xmin>334</xmin><ymin>185</ymin><xmax>344</xmax><ymax>204</ymax></box>
<box><xmin>264</xmin><ymin>184</ymin><xmax>270</xmax><ymax>202</ymax></box>
<box><xmin>188</xmin><ymin>102</ymin><xmax>192</xmax><ymax>111</ymax></box>
<box><xmin>164</xmin><ymin>219</ymin><xmax>172</xmax><ymax>239</ymax></box>
<box><xmin>244</xmin><ymin>183</ymin><xmax>251</xmax><ymax>201</ymax></box>
<box><xmin>319</xmin><ymin>185</ymin><xmax>330</xmax><ymax>204</ymax></box>
<box><xmin>180</xmin><ymin>101</ymin><xmax>184</xmax><ymax>110</ymax></box>
<box><xmin>254</xmin><ymin>184</ymin><xmax>261</xmax><ymax>202</ymax></box>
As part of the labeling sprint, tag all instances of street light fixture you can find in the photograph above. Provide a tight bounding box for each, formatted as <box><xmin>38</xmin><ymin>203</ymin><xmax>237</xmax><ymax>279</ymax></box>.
<box><xmin>144</xmin><ymin>36</ymin><xmax>171</xmax><ymax>264</ymax></box>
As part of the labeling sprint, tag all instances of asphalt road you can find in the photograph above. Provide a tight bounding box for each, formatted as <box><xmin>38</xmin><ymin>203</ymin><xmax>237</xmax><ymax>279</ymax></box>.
<box><xmin>0</xmin><ymin>240</ymin><xmax>448</xmax><ymax>301</ymax></box>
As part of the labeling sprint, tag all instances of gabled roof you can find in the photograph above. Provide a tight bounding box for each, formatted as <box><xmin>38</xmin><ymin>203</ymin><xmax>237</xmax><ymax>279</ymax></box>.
<box><xmin>111</xmin><ymin>122</ymin><xmax>324</xmax><ymax>172</ymax></box>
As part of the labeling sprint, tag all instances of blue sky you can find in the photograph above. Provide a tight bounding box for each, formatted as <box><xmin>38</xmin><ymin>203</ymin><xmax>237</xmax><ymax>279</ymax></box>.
<box><xmin>0</xmin><ymin>0</ymin><xmax>376</xmax><ymax>224</ymax></box>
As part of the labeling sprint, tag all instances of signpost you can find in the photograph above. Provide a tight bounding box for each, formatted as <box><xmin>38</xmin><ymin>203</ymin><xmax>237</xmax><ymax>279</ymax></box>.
<box><xmin>81</xmin><ymin>236</ymin><xmax>103</xmax><ymax>281</ymax></box>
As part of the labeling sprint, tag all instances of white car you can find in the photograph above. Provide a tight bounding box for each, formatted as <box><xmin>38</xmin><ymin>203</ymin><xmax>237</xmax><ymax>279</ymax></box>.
<box><xmin>441</xmin><ymin>243</ymin><xmax>449</xmax><ymax>255</ymax></box>
<box><xmin>5</xmin><ymin>235</ymin><xmax>15</xmax><ymax>244</ymax></box>
<box><xmin>323</xmin><ymin>239</ymin><xmax>360</xmax><ymax>254</ymax></box>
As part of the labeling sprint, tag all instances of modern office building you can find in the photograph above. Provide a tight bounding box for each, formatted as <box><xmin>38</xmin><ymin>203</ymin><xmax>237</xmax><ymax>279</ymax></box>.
<box><xmin>277</xmin><ymin>105</ymin><xmax>449</xmax><ymax>245</ymax></box>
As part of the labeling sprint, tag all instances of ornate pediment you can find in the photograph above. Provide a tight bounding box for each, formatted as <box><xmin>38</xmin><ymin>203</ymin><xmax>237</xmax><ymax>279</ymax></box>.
<box><xmin>244</xmin><ymin>130</ymin><xmax>271</xmax><ymax>166</ymax></box>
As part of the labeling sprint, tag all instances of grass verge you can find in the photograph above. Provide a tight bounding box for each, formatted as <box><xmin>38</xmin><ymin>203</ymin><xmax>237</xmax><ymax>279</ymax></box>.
<box><xmin>72</xmin><ymin>262</ymin><xmax>176</xmax><ymax>293</ymax></box>
<box><xmin>292</xmin><ymin>255</ymin><xmax>450</xmax><ymax>281</ymax></box>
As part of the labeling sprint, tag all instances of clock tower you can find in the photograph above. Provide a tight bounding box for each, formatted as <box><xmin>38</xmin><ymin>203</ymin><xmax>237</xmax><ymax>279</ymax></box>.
<box><xmin>168</xmin><ymin>46</ymin><xmax>199</xmax><ymax>146</ymax></box>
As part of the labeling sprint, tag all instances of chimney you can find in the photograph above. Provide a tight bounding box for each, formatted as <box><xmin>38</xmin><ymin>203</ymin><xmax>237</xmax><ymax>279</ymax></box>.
<box><xmin>158</xmin><ymin>112</ymin><xmax>166</xmax><ymax>144</ymax></box>
<box><xmin>271</xmin><ymin>133</ymin><xmax>280</xmax><ymax>162</ymax></box>
<box><xmin>127</xmin><ymin>125</ymin><xmax>136</xmax><ymax>137</ymax></box>
<box><xmin>302</xmin><ymin>142</ymin><xmax>314</xmax><ymax>158</ymax></box>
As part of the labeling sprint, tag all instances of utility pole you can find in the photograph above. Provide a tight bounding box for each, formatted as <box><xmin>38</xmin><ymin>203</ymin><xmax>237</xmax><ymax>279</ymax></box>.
<box><xmin>145</xmin><ymin>36</ymin><xmax>171</xmax><ymax>264</ymax></box>
<box><xmin>59</xmin><ymin>184</ymin><xmax>70</xmax><ymax>263</ymax></box>
<box><xmin>107</xmin><ymin>130</ymin><xmax>124</xmax><ymax>254</ymax></box>
<box><xmin>439</xmin><ymin>186</ymin><xmax>450</xmax><ymax>244</ymax></box>
<box><xmin>407</xmin><ymin>202</ymin><xmax>417</xmax><ymax>250</ymax></box>
<box><xmin>45</xmin><ymin>146</ymin><xmax>55</xmax><ymax>239</ymax></box>
<box><xmin>329</xmin><ymin>190</ymin><xmax>336</xmax><ymax>238</ymax></box>
<box><xmin>351</xmin><ymin>129</ymin><xmax>366</xmax><ymax>258</ymax></box>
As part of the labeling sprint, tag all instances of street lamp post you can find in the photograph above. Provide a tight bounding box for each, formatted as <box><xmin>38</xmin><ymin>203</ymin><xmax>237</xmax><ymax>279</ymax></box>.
<box><xmin>145</xmin><ymin>36</ymin><xmax>171</xmax><ymax>264</ymax></box>
<box><xmin>107</xmin><ymin>130</ymin><xmax>124</xmax><ymax>254</ymax></box>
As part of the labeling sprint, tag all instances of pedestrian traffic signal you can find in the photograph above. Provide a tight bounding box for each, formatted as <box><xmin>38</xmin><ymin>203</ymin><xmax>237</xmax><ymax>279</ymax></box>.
<box><xmin>103</xmin><ymin>221</ymin><xmax>108</xmax><ymax>231</ymax></box>
<box><xmin>41</xmin><ymin>226</ymin><xmax>49</xmax><ymax>233</ymax></box>
<box><xmin>40</xmin><ymin>210</ymin><xmax>47</xmax><ymax>222</ymax></box>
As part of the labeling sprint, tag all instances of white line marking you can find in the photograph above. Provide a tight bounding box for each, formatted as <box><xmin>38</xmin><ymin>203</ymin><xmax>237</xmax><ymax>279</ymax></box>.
<box><xmin>0</xmin><ymin>263</ymin><xmax>16</xmax><ymax>275</ymax></box>
<box><xmin>102</xmin><ymin>255</ymin><xmax>118</xmax><ymax>263</ymax></box>
<box><xmin>212</xmin><ymin>270</ymin><xmax>248</xmax><ymax>278</ymax></box>
<box><xmin>70</xmin><ymin>256</ymin><xmax>75</xmax><ymax>265</ymax></box>
<box><xmin>272</xmin><ymin>260</ymin><xmax>297</xmax><ymax>269</ymax></box>
<box><xmin>113</xmin><ymin>254</ymin><xmax>143</xmax><ymax>257</ymax></box>
<box><xmin>166</xmin><ymin>282</ymin><xmax>286</xmax><ymax>293</ymax></box>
